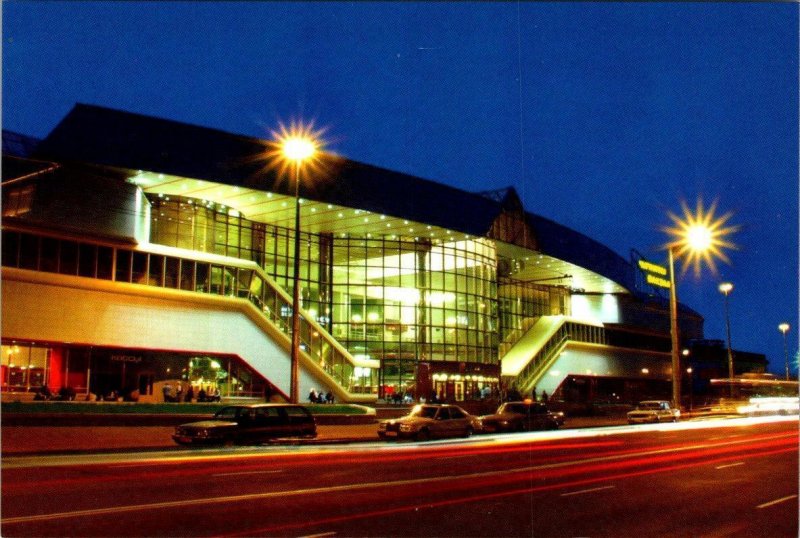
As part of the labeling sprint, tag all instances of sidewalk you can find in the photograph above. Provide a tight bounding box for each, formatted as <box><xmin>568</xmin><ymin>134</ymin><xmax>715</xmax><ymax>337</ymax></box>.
<box><xmin>1</xmin><ymin>417</ymin><xmax>627</xmax><ymax>456</ymax></box>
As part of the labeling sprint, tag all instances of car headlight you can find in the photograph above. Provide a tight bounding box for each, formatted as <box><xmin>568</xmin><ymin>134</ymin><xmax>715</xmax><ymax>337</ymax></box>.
<box><xmin>499</xmin><ymin>420</ymin><xmax>509</xmax><ymax>426</ymax></box>
<box><xmin>399</xmin><ymin>424</ymin><xmax>413</xmax><ymax>432</ymax></box>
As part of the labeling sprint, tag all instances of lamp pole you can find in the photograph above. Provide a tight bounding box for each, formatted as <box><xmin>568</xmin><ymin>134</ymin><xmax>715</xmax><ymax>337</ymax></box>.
<box><xmin>668</xmin><ymin>247</ymin><xmax>681</xmax><ymax>410</ymax></box>
<box><xmin>289</xmin><ymin>161</ymin><xmax>302</xmax><ymax>403</ymax></box>
<box><xmin>779</xmin><ymin>323</ymin><xmax>790</xmax><ymax>380</ymax></box>
<box><xmin>663</xmin><ymin>198</ymin><xmax>738</xmax><ymax>410</ymax></box>
<box><xmin>719</xmin><ymin>282</ymin><xmax>734</xmax><ymax>382</ymax></box>
<box><xmin>278</xmin><ymin>133</ymin><xmax>317</xmax><ymax>404</ymax></box>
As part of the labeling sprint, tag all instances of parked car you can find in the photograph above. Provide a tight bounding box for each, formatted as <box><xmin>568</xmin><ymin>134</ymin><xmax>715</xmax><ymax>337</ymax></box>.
<box><xmin>627</xmin><ymin>400</ymin><xmax>680</xmax><ymax>424</ymax></box>
<box><xmin>172</xmin><ymin>403</ymin><xmax>316</xmax><ymax>446</ymax></box>
<box><xmin>479</xmin><ymin>401</ymin><xmax>564</xmax><ymax>433</ymax></box>
<box><xmin>378</xmin><ymin>404</ymin><xmax>479</xmax><ymax>441</ymax></box>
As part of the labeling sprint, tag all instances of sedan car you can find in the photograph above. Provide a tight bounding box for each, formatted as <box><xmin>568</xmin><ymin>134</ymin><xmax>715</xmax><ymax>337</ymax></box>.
<box><xmin>479</xmin><ymin>401</ymin><xmax>564</xmax><ymax>433</ymax></box>
<box><xmin>172</xmin><ymin>403</ymin><xmax>316</xmax><ymax>446</ymax></box>
<box><xmin>627</xmin><ymin>400</ymin><xmax>680</xmax><ymax>424</ymax></box>
<box><xmin>378</xmin><ymin>404</ymin><xmax>479</xmax><ymax>441</ymax></box>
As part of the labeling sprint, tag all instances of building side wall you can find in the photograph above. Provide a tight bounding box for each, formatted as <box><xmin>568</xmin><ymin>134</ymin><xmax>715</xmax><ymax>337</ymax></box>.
<box><xmin>1</xmin><ymin>275</ymin><xmax>335</xmax><ymax>399</ymax></box>
<box><xmin>570</xmin><ymin>293</ymin><xmax>621</xmax><ymax>324</ymax></box>
<box><xmin>533</xmin><ymin>343</ymin><xmax>670</xmax><ymax>396</ymax></box>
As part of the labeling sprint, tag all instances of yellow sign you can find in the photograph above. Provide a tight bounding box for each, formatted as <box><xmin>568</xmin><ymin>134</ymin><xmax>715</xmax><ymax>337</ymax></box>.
<box><xmin>646</xmin><ymin>273</ymin><xmax>671</xmax><ymax>289</ymax></box>
<box><xmin>637</xmin><ymin>259</ymin><xmax>668</xmax><ymax>276</ymax></box>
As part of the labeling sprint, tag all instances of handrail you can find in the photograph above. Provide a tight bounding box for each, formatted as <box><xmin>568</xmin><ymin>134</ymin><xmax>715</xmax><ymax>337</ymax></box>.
<box><xmin>503</xmin><ymin>317</ymin><xmax>607</xmax><ymax>394</ymax></box>
<box><xmin>1</xmin><ymin>228</ymin><xmax>376</xmax><ymax>398</ymax></box>
<box><xmin>515</xmin><ymin>333</ymin><xmax>569</xmax><ymax>394</ymax></box>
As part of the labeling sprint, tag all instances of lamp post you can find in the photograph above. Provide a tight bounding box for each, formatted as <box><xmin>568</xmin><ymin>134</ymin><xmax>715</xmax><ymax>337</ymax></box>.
<box><xmin>668</xmin><ymin>247</ymin><xmax>681</xmax><ymax>410</ymax></box>
<box><xmin>779</xmin><ymin>323</ymin><xmax>790</xmax><ymax>380</ymax></box>
<box><xmin>718</xmin><ymin>282</ymin><xmax>734</xmax><ymax>382</ymax></box>
<box><xmin>663</xmin><ymin>198</ymin><xmax>737</xmax><ymax>411</ymax></box>
<box><xmin>280</xmin><ymin>135</ymin><xmax>317</xmax><ymax>403</ymax></box>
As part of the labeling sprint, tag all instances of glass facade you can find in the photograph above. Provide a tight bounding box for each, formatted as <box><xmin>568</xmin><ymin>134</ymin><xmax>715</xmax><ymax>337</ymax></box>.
<box><xmin>497</xmin><ymin>277</ymin><xmax>570</xmax><ymax>346</ymax></box>
<box><xmin>148</xmin><ymin>195</ymin><xmax>501</xmax><ymax>397</ymax></box>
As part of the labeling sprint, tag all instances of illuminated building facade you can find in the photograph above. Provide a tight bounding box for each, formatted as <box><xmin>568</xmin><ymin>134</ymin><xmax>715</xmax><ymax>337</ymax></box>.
<box><xmin>2</xmin><ymin>105</ymin><xmax>708</xmax><ymax>404</ymax></box>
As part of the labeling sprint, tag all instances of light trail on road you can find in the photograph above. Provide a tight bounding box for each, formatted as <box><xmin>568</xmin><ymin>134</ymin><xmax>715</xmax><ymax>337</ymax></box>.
<box><xmin>3</xmin><ymin>426</ymin><xmax>796</xmax><ymax>527</ymax></box>
<box><xmin>227</xmin><ymin>444</ymin><xmax>797</xmax><ymax>536</ymax></box>
<box><xmin>2</xmin><ymin>417</ymin><xmax>796</xmax><ymax>537</ymax></box>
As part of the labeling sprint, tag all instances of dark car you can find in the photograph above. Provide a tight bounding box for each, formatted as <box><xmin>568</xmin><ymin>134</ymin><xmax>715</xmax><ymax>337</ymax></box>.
<box><xmin>172</xmin><ymin>403</ymin><xmax>316</xmax><ymax>446</ymax></box>
<box><xmin>378</xmin><ymin>404</ymin><xmax>480</xmax><ymax>441</ymax></box>
<box><xmin>479</xmin><ymin>401</ymin><xmax>564</xmax><ymax>433</ymax></box>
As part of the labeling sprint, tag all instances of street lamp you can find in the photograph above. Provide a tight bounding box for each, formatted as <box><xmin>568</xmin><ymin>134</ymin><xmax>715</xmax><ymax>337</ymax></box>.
<box><xmin>277</xmin><ymin>130</ymin><xmax>318</xmax><ymax>403</ymax></box>
<box><xmin>718</xmin><ymin>282</ymin><xmax>734</xmax><ymax>383</ymax></box>
<box><xmin>663</xmin><ymin>199</ymin><xmax>738</xmax><ymax>411</ymax></box>
<box><xmin>779</xmin><ymin>323</ymin><xmax>790</xmax><ymax>380</ymax></box>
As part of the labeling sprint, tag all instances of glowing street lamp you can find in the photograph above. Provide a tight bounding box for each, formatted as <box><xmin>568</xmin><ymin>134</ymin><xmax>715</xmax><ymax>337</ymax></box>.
<box><xmin>662</xmin><ymin>199</ymin><xmax>738</xmax><ymax>410</ymax></box>
<box><xmin>779</xmin><ymin>323</ymin><xmax>791</xmax><ymax>380</ymax></box>
<box><xmin>267</xmin><ymin>121</ymin><xmax>324</xmax><ymax>403</ymax></box>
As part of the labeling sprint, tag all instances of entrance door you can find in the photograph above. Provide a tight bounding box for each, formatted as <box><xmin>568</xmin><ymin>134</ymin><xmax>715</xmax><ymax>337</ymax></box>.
<box><xmin>138</xmin><ymin>373</ymin><xmax>154</xmax><ymax>396</ymax></box>
<box><xmin>454</xmin><ymin>381</ymin><xmax>464</xmax><ymax>401</ymax></box>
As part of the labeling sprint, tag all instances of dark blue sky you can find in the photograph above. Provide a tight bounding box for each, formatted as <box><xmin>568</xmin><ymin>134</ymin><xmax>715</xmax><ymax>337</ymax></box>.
<box><xmin>4</xmin><ymin>2</ymin><xmax>798</xmax><ymax>375</ymax></box>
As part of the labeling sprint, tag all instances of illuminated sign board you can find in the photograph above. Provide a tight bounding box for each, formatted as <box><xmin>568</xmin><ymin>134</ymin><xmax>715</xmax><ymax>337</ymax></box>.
<box><xmin>638</xmin><ymin>259</ymin><xmax>671</xmax><ymax>289</ymax></box>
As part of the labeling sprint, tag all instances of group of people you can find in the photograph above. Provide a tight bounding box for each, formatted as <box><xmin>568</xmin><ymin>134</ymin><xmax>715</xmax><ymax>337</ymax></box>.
<box><xmin>308</xmin><ymin>388</ymin><xmax>334</xmax><ymax>404</ymax></box>
<box><xmin>162</xmin><ymin>382</ymin><xmax>221</xmax><ymax>403</ymax></box>
<box><xmin>33</xmin><ymin>385</ymin><xmax>76</xmax><ymax>401</ymax></box>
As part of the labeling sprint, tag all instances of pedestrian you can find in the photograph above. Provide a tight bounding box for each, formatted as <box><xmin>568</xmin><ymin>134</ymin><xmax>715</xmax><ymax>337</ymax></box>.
<box><xmin>542</xmin><ymin>390</ymin><xmax>549</xmax><ymax>403</ymax></box>
<box><xmin>198</xmin><ymin>386</ymin><xmax>207</xmax><ymax>402</ymax></box>
<box><xmin>176</xmin><ymin>383</ymin><xmax>184</xmax><ymax>403</ymax></box>
<box><xmin>531</xmin><ymin>387</ymin><xmax>538</xmax><ymax>402</ymax></box>
<box><xmin>162</xmin><ymin>382</ymin><xmax>173</xmax><ymax>402</ymax></box>
<box><xmin>309</xmin><ymin>388</ymin><xmax>317</xmax><ymax>404</ymax></box>
<box><xmin>186</xmin><ymin>385</ymin><xmax>194</xmax><ymax>403</ymax></box>
<box><xmin>326</xmin><ymin>391</ymin><xmax>334</xmax><ymax>404</ymax></box>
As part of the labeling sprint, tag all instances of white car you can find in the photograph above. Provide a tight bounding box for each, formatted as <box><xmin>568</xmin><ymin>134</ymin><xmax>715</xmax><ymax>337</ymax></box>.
<box><xmin>627</xmin><ymin>400</ymin><xmax>680</xmax><ymax>424</ymax></box>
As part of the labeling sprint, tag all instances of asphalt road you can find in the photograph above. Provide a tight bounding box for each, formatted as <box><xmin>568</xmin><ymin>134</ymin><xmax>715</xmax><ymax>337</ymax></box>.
<box><xmin>2</xmin><ymin>417</ymin><xmax>797</xmax><ymax>537</ymax></box>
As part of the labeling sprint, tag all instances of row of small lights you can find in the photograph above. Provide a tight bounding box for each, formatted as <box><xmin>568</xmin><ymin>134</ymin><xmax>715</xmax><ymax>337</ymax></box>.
<box><xmin>137</xmin><ymin>173</ymin><xmax>616</xmax><ymax>288</ymax></box>
<box><xmin>431</xmin><ymin>373</ymin><xmax>494</xmax><ymax>382</ymax></box>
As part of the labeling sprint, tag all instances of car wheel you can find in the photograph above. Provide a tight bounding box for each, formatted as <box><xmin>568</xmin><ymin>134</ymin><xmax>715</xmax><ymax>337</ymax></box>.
<box><xmin>654</xmin><ymin>416</ymin><xmax>660</xmax><ymax>423</ymax></box>
<box><xmin>223</xmin><ymin>437</ymin><xmax>235</xmax><ymax>448</ymax></box>
<box><xmin>415</xmin><ymin>429</ymin><xmax>430</xmax><ymax>442</ymax></box>
<box><xmin>463</xmin><ymin>426</ymin><xmax>474</xmax><ymax>438</ymax></box>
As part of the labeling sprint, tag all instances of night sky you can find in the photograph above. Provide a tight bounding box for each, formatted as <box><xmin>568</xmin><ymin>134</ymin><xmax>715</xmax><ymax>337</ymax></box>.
<box><xmin>4</xmin><ymin>2</ymin><xmax>798</xmax><ymax>375</ymax></box>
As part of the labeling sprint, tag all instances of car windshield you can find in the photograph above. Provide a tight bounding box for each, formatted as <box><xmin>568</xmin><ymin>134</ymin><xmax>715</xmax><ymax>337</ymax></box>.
<box><xmin>501</xmin><ymin>404</ymin><xmax>527</xmax><ymax>414</ymax></box>
<box><xmin>214</xmin><ymin>407</ymin><xmax>240</xmax><ymax>420</ymax></box>
<box><xmin>637</xmin><ymin>403</ymin><xmax>662</xmax><ymax>410</ymax></box>
<box><xmin>408</xmin><ymin>405</ymin><xmax>438</xmax><ymax>419</ymax></box>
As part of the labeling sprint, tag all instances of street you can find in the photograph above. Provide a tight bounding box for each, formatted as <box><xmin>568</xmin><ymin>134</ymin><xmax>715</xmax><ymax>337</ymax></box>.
<box><xmin>2</xmin><ymin>417</ymin><xmax>797</xmax><ymax>537</ymax></box>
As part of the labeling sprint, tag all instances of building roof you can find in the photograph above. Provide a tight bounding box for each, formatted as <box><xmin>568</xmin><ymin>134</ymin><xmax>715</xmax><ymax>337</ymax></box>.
<box><xmin>33</xmin><ymin>103</ymin><xmax>636</xmax><ymax>292</ymax></box>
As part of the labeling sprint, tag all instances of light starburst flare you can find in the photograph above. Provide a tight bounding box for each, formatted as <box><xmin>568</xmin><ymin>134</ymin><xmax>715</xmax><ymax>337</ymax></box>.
<box><xmin>662</xmin><ymin>198</ymin><xmax>739</xmax><ymax>277</ymax></box>
<box><xmin>262</xmin><ymin>119</ymin><xmax>329</xmax><ymax>187</ymax></box>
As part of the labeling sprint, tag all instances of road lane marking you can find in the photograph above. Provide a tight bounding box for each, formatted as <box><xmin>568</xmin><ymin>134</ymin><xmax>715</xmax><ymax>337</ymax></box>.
<box><xmin>715</xmin><ymin>462</ymin><xmax>745</xmax><ymax>470</ymax></box>
<box><xmin>213</xmin><ymin>470</ymin><xmax>284</xmax><ymax>477</ymax></box>
<box><xmin>560</xmin><ymin>485</ymin><xmax>615</xmax><ymax>497</ymax></box>
<box><xmin>232</xmin><ymin>447</ymin><xmax>798</xmax><ymax>536</ymax></box>
<box><xmin>3</xmin><ymin>435</ymin><xmax>796</xmax><ymax>525</ymax></box>
<box><xmin>757</xmin><ymin>495</ymin><xmax>798</xmax><ymax>509</ymax></box>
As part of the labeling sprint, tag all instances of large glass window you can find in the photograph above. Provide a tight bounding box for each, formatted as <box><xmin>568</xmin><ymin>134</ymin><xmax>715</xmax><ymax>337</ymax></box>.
<box><xmin>145</xmin><ymin>194</ymin><xmax>500</xmax><ymax>389</ymax></box>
